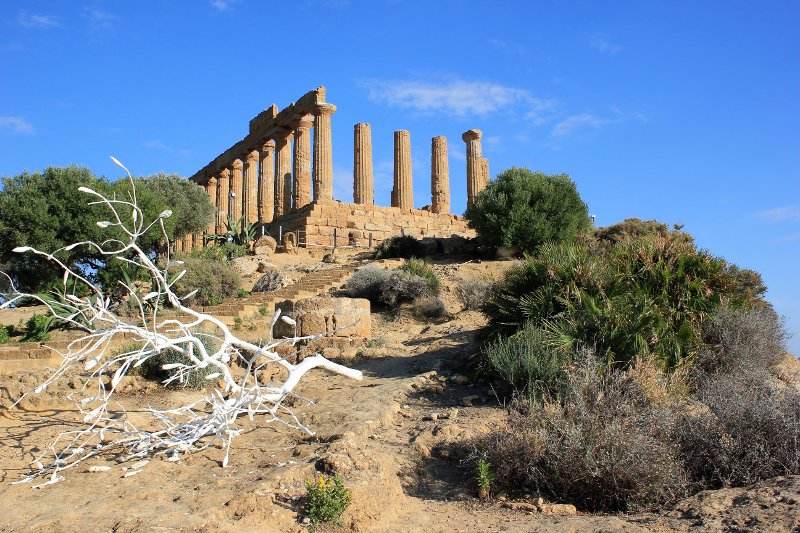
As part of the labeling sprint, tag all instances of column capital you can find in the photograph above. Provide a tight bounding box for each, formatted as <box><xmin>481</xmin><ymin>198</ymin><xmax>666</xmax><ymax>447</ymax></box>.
<box><xmin>273</xmin><ymin>126</ymin><xmax>294</xmax><ymax>142</ymax></box>
<box><xmin>312</xmin><ymin>103</ymin><xmax>337</xmax><ymax>117</ymax></box>
<box><xmin>232</xmin><ymin>159</ymin><xmax>244</xmax><ymax>170</ymax></box>
<box><xmin>219</xmin><ymin>167</ymin><xmax>230</xmax><ymax>179</ymax></box>
<box><xmin>462</xmin><ymin>129</ymin><xmax>483</xmax><ymax>142</ymax></box>
<box><xmin>246</xmin><ymin>150</ymin><xmax>259</xmax><ymax>162</ymax></box>
<box><xmin>261</xmin><ymin>139</ymin><xmax>276</xmax><ymax>152</ymax></box>
<box><xmin>295</xmin><ymin>114</ymin><xmax>314</xmax><ymax>131</ymax></box>
<box><xmin>207</xmin><ymin>175</ymin><xmax>217</xmax><ymax>185</ymax></box>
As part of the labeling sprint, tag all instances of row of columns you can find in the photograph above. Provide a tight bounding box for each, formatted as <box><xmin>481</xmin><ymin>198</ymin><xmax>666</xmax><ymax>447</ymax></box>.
<box><xmin>188</xmin><ymin>120</ymin><xmax>489</xmax><ymax>253</ymax></box>
<box><xmin>200</xmin><ymin>103</ymin><xmax>337</xmax><ymax>238</ymax></box>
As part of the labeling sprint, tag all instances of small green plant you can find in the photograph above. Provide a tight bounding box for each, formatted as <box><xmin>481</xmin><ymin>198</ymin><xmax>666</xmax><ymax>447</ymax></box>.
<box><xmin>0</xmin><ymin>325</ymin><xmax>11</xmax><ymax>344</ymax></box>
<box><xmin>236</xmin><ymin>288</ymin><xmax>249</xmax><ymax>298</ymax></box>
<box><xmin>398</xmin><ymin>258</ymin><xmax>440</xmax><ymax>293</ymax></box>
<box><xmin>304</xmin><ymin>473</ymin><xmax>352</xmax><ymax>526</ymax></box>
<box><xmin>475</xmin><ymin>458</ymin><xmax>494</xmax><ymax>501</ymax></box>
<box><xmin>258</xmin><ymin>306</ymin><xmax>268</xmax><ymax>316</ymax></box>
<box><xmin>233</xmin><ymin>317</ymin><xmax>243</xmax><ymax>331</ymax></box>
<box><xmin>22</xmin><ymin>314</ymin><xmax>54</xmax><ymax>342</ymax></box>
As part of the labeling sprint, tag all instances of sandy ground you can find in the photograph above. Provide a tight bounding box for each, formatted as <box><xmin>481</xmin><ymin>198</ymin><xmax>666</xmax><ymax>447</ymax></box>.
<box><xmin>1</xmin><ymin>252</ymin><xmax>799</xmax><ymax>532</ymax></box>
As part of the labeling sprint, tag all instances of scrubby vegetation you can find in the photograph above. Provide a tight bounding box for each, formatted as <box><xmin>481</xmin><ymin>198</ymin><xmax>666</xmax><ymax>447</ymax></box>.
<box><xmin>171</xmin><ymin>257</ymin><xmax>241</xmax><ymax>307</ymax></box>
<box><xmin>465</xmin><ymin>167</ymin><xmax>593</xmax><ymax>254</ymax></box>
<box><xmin>138</xmin><ymin>333</ymin><xmax>221</xmax><ymax>388</ymax></box>
<box><xmin>374</xmin><ymin>235</ymin><xmax>424</xmax><ymax>259</ymax></box>
<box><xmin>455</xmin><ymin>275</ymin><xmax>492</xmax><ymax>311</ymax></box>
<box><xmin>345</xmin><ymin>259</ymin><xmax>441</xmax><ymax>315</ymax></box>
<box><xmin>304</xmin><ymin>474</ymin><xmax>352</xmax><ymax>526</ymax></box>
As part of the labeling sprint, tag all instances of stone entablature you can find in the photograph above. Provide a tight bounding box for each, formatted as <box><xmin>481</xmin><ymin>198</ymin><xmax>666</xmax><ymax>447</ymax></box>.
<box><xmin>182</xmin><ymin>86</ymin><xmax>488</xmax><ymax>253</ymax></box>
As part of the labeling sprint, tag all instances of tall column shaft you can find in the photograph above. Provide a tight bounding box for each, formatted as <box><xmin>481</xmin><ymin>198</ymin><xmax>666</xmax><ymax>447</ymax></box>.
<box><xmin>463</xmin><ymin>129</ymin><xmax>484</xmax><ymax>208</ymax></box>
<box><xmin>312</xmin><ymin>103</ymin><xmax>336</xmax><ymax>202</ymax></box>
<box><xmin>258</xmin><ymin>140</ymin><xmax>276</xmax><ymax>223</ymax></box>
<box><xmin>431</xmin><ymin>136</ymin><xmax>450</xmax><ymax>214</ymax></box>
<box><xmin>274</xmin><ymin>132</ymin><xmax>292</xmax><ymax>217</ymax></box>
<box><xmin>353</xmin><ymin>123</ymin><xmax>374</xmax><ymax>205</ymax></box>
<box><xmin>230</xmin><ymin>159</ymin><xmax>244</xmax><ymax>224</ymax></box>
<box><xmin>217</xmin><ymin>168</ymin><xmax>230</xmax><ymax>233</ymax></box>
<box><xmin>392</xmin><ymin>130</ymin><xmax>414</xmax><ymax>210</ymax></box>
<box><xmin>206</xmin><ymin>176</ymin><xmax>218</xmax><ymax>240</ymax></box>
<box><xmin>481</xmin><ymin>157</ymin><xmax>490</xmax><ymax>188</ymax></box>
<box><xmin>293</xmin><ymin>116</ymin><xmax>313</xmax><ymax>209</ymax></box>
<box><xmin>243</xmin><ymin>151</ymin><xmax>259</xmax><ymax>226</ymax></box>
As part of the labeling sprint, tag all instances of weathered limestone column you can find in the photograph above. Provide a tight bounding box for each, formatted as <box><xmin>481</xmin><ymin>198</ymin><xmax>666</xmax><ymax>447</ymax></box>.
<box><xmin>274</xmin><ymin>130</ymin><xmax>293</xmax><ymax>217</ymax></box>
<box><xmin>431</xmin><ymin>136</ymin><xmax>450</xmax><ymax>214</ymax></box>
<box><xmin>463</xmin><ymin>129</ymin><xmax>484</xmax><ymax>207</ymax></box>
<box><xmin>392</xmin><ymin>130</ymin><xmax>413</xmax><ymax>210</ymax></box>
<box><xmin>230</xmin><ymin>159</ymin><xmax>244</xmax><ymax>224</ymax></box>
<box><xmin>258</xmin><ymin>140</ymin><xmax>275</xmax><ymax>223</ymax></box>
<box><xmin>243</xmin><ymin>150</ymin><xmax>259</xmax><ymax>225</ymax></box>
<box><xmin>482</xmin><ymin>157</ymin><xmax>490</xmax><ymax>188</ymax></box>
<box><xmin>206</xmin><ymin>175</ymin><xmax>218</xmax><ymax>241</ymax></box>
<box><xmin>293</xmin><ymin>116</ymin><xmax>313</xmax><ymax>209</ymax></box>
<box><xmin>216</xmin><ymin>167</ymin><xmax>230</xmax><ymax>234</ymax></box>
<box><xmin>353</xmin><ymin>123</ymin><xmax>374</xmax><ymax>205</ymax></box>
<box><xmin>312</xmin><ymin>103</ymin><xmax>336</xmax><ymax>202</ymax></box>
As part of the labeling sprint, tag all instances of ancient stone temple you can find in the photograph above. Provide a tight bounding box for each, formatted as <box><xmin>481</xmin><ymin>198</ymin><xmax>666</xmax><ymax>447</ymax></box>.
<box><xmin>187</xmin><ymin>86</ymin><xmax>490</xmax><ymax>250</ymax></box>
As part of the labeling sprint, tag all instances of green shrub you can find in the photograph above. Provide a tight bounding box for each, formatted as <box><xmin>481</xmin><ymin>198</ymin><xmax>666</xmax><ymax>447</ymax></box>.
<box><xmin>304</xmin><ymin>473</ymin><xmax>352</xmax><ymax>526</ymax></box>
<box><xmin>475</xmin><ymin>458</ymin><xmax>494</xmax><ymax>501</ymax></box>
<box><xmin>482</xmin><ymin>324</ymin><xmax>570</xmax><ymax>398</ymax></box>
<box><xmin>0</xmin><ymin>325</ymin><xmax>11</xmax><ymax>344</ymax></box>
<box><xmin>139</xmin><ymin>334</ymin><xmax>220</xmax><ymax>388</ymax></box>
<box><xmin>22</xmin><ymin>314</ymin><xmax>54</xmax><ymax>342</ymax></box>
<box><xmin>475</xmin><ymin>353</ymin><xmax>689</xmax><ymax>513</ymax></box>
<box><xmin>464</xmin><ymin>167</ymin><xmax>592</xmax><ymax>254</ymax></box>
<box><xmin>397</xmin><ymin>258</ymin><xmax>439</xmax><ymax>293</ymax></box>
<box><xmin>171</xmin><ymin>257</ymin><xmax>240</xmax><ymax>306</ymax></box>
<box><xmin>381</xmin><ymin>270</ymin><xmax>430</xmax><ymax>307</ymax></box>
<box><xmin>189</xmin><ymin>242</ymin><xmax>247</xmax><ymax>262</ymax></box>
<box><xmin>346</xmin><ymin>263</ymin><xmax>435</xmax><ymax>309</ymax></box>
<box><xmin>236</xmin><ymin>288</ymin><xmax>249</xmax><ymax>298</ymax></box>
<box><xmin>375</xmin><ymin>235</ymin><xmax>422</xmax><ymax>259</ymax></box>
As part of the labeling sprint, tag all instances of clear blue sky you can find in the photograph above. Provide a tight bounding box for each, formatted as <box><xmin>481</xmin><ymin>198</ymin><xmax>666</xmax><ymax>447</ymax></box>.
<box><xmin>1</xmin><ymin>1</ymin><xmax>798</xmax><ymax>352</ymax></box>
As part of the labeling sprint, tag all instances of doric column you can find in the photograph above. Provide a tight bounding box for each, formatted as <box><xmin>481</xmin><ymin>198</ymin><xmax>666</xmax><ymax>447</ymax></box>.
<box><xmin>258</xmin><ymin>140</ymin><xmax>275</xmax><ymax>223</ymax></box>
<box><xmin>312</xmin><ymin>103</ymin><xmax>336</xmax><ymax>202</ymax></box>
<box><xmin>293</xmin><ymin>115</ymin><xmax>313</xmax><ymax>209</ymax></box>
<box><xmin>463</xmin><ymin>129</ymin><xmax>484</xmax><ymax>208</ymax></box>
<box><xmin>217</xmin><ymin>167</ymin><xmax>230</xmax><ymax>233</ymax></box>
<box><xmin>230</xmin><ymin>159</ymin><xmax>244</xmax><ymax>225</ymax></box>
<box><xmin>354</xmin><ymin>123</ymin><xmax>374</xmax><ymax>205</ymax></box>
<box><xmin>392</xmin><ymin>130</ymin><xmax>413</xmax><ymax>210</ymax></box>
<box><xmin>274</xmin><ymin>129</ymin><xmax>293</xmax><ymax>217</ymax></box>
<box><xmin>431</xmin><ymin>136</ymin><xmax>450</xmax><ymax>214</ymax></box>
<box><xmin>206</xmin><ymin>175</ymin><xmax>218</xmax><ymax>241</ymax></box>
<box><xmin>243</xmin><ymin>150</ymin><xmax>259</xmax><ymax>225</ymax></box>
<box><xmin>482</xmin><ymin>157</ymin><xmax>490</xmax><ymax>188</ymax></box>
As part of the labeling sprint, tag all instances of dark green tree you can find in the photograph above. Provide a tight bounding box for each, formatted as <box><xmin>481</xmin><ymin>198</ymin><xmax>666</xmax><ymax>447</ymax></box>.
<box><xmin>138</xmin><ymin>173</ymin><xmax>214</xmax><ymax>239</ymax></box>
<box><xmin>465</xmin><ymin>167</ymin><xmax>592</xmax><ymax>253</ymax></box>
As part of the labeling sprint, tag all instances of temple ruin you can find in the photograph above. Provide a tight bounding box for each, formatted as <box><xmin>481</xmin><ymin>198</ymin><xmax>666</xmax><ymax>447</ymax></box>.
<box><xmin>182</xmin><ymin>86</ymin><xmax>490</xmax><ymax>251</ymax></box>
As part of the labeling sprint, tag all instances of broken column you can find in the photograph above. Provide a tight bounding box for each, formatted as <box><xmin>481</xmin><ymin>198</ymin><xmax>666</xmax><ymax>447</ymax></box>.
<box><xmin>258</xmin><ymin>140</ymin><xmax>275</xmax><ymax>223</ymax></box>
<box><xmin>482</xmin><ymin>157</ymin><xmax>490</xmax><ymax>188</ymax></box>
<box><xmin>312</xmin><ymin>103</ymin><xmax>336</xmax><ymax>202</ymax></box>
<box><xmin>353</xmin><ymin>123</ymin><xmax>374</xmax><ymax>205</ymax></box>
<box><xmin>293</xmin><ymin>115</ymin><xmax>313</xmax><ymax>209</ymax></box>
<box><xmin>430</xmin><ymin>136</ymin><xmax>450</xmax><ymax>214</ymax></box>
<box><xmin>206</xmin><ymin>175</ymin><xmax>218</xmax><ymax>240</ymax></box>
<box><xmin>392</xmin><ymin>130</ymin><xmax>413</xmax><ymax>210</ymax></box>
<box><xmin>216</xmin><ymin>167</ymin><xmax>230</xmax><ymax>233</ymax></box>
<box><xmin>243</xmin><ymin>150</ymin><xmax>259</xmax><ymax>225</ymax></box>
<box><xmin>274</xmin><ymin>129</ymin><xmax>293</xmax><ymax>217</ymax></box>
<box><xmin>230</xmin><ymin>159</ymin><xmax>244</xmax><ymax>224</ymax></box>
<box><xmin>463</xmin><ymin>129</ymin><xmax>484</xmax><ymax>207</ymax></box>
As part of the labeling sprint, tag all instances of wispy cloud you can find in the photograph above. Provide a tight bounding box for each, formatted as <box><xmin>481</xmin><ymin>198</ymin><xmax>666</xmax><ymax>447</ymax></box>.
<box><xmin>364</xmin><ymin>78</ymin><xmax>554</xmax><ymax>118</ymax></box>
<box><xmin>757</xmin><ymin>205</ymin><xmax>800</xmax><ymax>223</ymax></box>
<box><xmin>770</xmin><ymin>232</ymin><xmax>800</xmax><ymax>245</ymax></box>
<box><xmin>0</xmin><ymin>116</ymin><xmax>34</xmax><ymax>135</ymax></box>
<box><xmin>18</xmin><ymin>11</ymin><xmax>61</xmax><ymax>29</ymax></box>
<box><xmin>551</xmin><ymin>113</ymin><xmax>612</xmax><ymax>138</ymax></box>
<box><xmin>210</xmin><ymin>0</ymin><xmax>239</xmax><ymax>11</ymax></box>
<box><xmin>143</xmin><ymin>140</ymin><xmax>190</xmax><ymax>157</ymax></box>
<box><xmin>489</xmin><ymin>38</ymin><xmax>528</xmax><ymax>56</ymax></box>
<box><xmin>85</xmin><ymin>7</ymin><xmax>118</xmax><ymax>29</ymax></box>
<box><xmin>591</xmin><ymin>35</ymin><xmax>622</xmax><ymax>54</ymax></box>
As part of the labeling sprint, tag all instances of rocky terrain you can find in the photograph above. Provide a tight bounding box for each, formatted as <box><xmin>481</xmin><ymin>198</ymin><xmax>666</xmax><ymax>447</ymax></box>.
<box><xmin>1</xmin><ymin>250</ymin><xmax>798</xmax><ymax>532</ymax></box>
